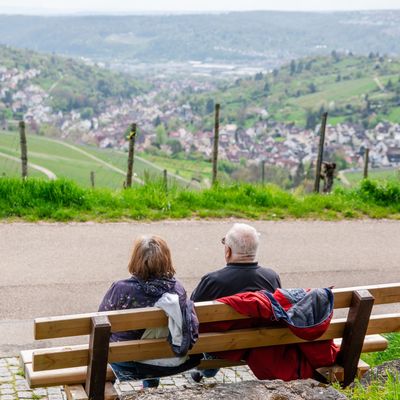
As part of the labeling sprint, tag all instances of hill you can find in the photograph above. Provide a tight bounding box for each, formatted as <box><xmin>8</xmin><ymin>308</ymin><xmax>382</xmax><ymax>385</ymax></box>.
<box><xmin>0</xmin><ymin>130</ymin><xmax>191</xmax><ymax>188</ymax></box>
<box><xmin>0</xmin><ymin>45</ymin><xmax>147</xmax><ymax>124</ymax></box>
<box><xmin>1</xmin><ymin>11</ymin><xmax>400</xmax><ymax>65</ymax></box>
<box><xmin>186</xmin><ymin>53</ymin><xmax>400</xmax><ymax>129</ymax></box>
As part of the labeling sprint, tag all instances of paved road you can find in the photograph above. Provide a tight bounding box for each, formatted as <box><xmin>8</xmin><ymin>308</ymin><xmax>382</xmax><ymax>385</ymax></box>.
<box><xmin>1</xmin><ymin>220</ymin><xmax>399</xmax><ymax>355</ymax></box>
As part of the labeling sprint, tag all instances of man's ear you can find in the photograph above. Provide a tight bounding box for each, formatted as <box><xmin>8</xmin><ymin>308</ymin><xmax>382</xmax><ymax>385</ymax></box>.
<box><xmin>225</xmin><ymin>245</ymin><xmax>232</xmax><ymax>260</ymax></box>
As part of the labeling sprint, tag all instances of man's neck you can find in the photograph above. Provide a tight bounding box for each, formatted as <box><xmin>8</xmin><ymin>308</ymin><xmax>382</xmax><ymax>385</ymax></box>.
<box><xmin>227</xmin><ymin>254</ymin><xmax>256</xmax><ymax>264</ymax></box>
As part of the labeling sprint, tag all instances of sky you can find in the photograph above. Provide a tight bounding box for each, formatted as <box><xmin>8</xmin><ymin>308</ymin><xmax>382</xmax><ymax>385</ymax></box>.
<box><xmin>1</xmin><ymin>0</ymin><xmax>400</xmax><ymax>14</ymax></box>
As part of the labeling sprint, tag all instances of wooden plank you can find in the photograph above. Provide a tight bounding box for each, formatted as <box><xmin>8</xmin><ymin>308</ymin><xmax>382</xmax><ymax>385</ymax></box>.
<box><xmin>64</xmin><ymin>384</ymin><xmax>88</xmax><ymax>400</ymax></box>
<box><xmin>22</xmin><ymin>334</ymin><xmax>387</xmax><ymax>387</ymax></box>
<box><xmin>337</xmin><ymin>290</ymin><xmax>375</xmax><ymax>387</ymax></box>
<box><xmin>23</xmin><ymin>334</ymin><xmax>386</xmax><ymax>388</ymax></box>
<box><xmin>85</xmin><ymin>316</ymin><xmax>111</xmax><ymax>400</ymax></box>
<box><xmin>25</xmin><ymin>364</ymin><xmax>115</xmax><ymax>388</ymax></box>
<box><xmin>32</xmin><ymin>313</ymin><xmax>400</xmax><ymax>372</ymax></box>
<box><xmin>316</xmin><ymin>359</ymin><xmax>370</xmax><ymax>383</ymax></box>
<box><xmin>34</xmin><ymin>301</ymin><xmax>247</xmax><ymax>340</ymax></box>
<box><xmin>21</xmin><ymin>333</ymin><xmax>388</xmax><ymax>366</ymax></box>
<box><xmin>34</xmin><ymin>283</ymin><xmax>400</xmax><ymax>340</ymax></box>
<box><xmin>333</xmin><ymin>283</ymin><xmax>400</xmax><ymax>308</ymax></box>
<box><xmin>336</xmin><ymin>334</ymin><xmax>388</xmax><ymax>353</ymax></box>
<box><xmin>104</xmin><ymin>382</ymin><xmax>118</xmax><ymax>400</ymax></box>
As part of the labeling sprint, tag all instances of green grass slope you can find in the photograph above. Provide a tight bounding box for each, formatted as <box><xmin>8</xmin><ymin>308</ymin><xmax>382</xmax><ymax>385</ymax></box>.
<box><xmin>0</xmin><ymin>131</ymin><xmax>190</xmax><ymax>188</ymax></box>
<box><xmin>189</xmin><ymin>54</ymin><xmax>400</xmax><ymax>129</ymax></box>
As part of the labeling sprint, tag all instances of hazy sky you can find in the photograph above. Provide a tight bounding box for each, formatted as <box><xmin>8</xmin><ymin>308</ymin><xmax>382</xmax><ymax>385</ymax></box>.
<box><xmin>1</xmin><ymin>0</ymin><xmax>400</xmax><ymax>14</ymax></box>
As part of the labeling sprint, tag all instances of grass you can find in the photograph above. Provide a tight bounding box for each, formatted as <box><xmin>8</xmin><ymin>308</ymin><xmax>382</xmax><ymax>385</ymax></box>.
<box><xmin>337</xmin><ymin>372</ymin><xmax>400</xmax><ymax>399</ymax></box>
<box><xmin>362</xmin><ymin>333</ymin><xmax>400</xmax><ymax>367</ymax></box>
<box><xmin>344</xmin><ymin>168</ymin><xmax>400</xmax><ymax>186</ymax></box>
<box><xmin>0</xmin><ymin>177</ymin><xmax>399</xmax><ymax>222</ymax></box>
<box><xmin>0</xmin><ymin>131</ymin><xmax>189</xmax><ymax>189</ymax></box>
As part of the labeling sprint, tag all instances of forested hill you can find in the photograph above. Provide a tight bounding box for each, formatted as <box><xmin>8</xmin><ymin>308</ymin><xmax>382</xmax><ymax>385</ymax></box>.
<box><xmin>0</xmin><ymin>11</ymin><xmax>400</xmax><ymax>64</ymax></box>
<box><xmin>0</xmin><ymin>45</ymin><xmax>146</xmax><ymax>120</ymax></box>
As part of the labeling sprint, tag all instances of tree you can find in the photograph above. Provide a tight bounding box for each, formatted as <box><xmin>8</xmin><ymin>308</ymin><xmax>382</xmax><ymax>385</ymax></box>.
<box><xmin>305</xmin><ymin>109</ymin><xmax>318</xmax><ymax>130</ymax></box>
<box><xmin>290</xmin><ymin>60</ymin><xmax>296</xmax><ymax>76</ymax></box>
<box><xmin>254</xmin><ymin>72</ymin><xmax>263</xmax><ymax>81</ymax></box>
<box><xmin>206</xmin><ymin>99</ymin><xmax>215</xmax><ymax>114</ymax></box>
<box><xmin>263</xmin><ymin>81</ymin><xmax>270</xmax><ymax>95</ymax></box>
<box><xmin>167</xmin><ymin>139</ymin><xmax>183</xmax><ymax>156</ymax></box>
<box><xmin>155</xmin><ymin>124</ymin><xmax>167</xmax><ymax>146</ymax></box>
<box><xmin>308</xmin><ymin>82</ymin><xmax>317</xmax><ymax>93</ymax></box>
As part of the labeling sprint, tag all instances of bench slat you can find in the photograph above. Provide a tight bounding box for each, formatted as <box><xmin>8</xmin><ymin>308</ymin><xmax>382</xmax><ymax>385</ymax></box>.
<box><xmin>34</xmin><ymin>283</ymin><xmax>400</xmax><ymax>340</ymax></box>
<box><xmin>25</xmin><ymin>364</ymin><xmax>115</xmax><ymax>388</ymax></box>
<box><xmin>23</xmin><ymin>334</ymin><xmax>387</xmax><ymax>388</ymax></box>
<box><xmin>32</xmin><ymin>313</ymin><xmax>400</xmax><ymax>372</ymax></box>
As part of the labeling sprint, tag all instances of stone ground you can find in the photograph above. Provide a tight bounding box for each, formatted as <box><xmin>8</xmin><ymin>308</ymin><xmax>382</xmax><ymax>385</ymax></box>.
<box><xmin>0</xmin><ymin>357</ymin><xmax>257</xmax><ymax>399</ymax></box>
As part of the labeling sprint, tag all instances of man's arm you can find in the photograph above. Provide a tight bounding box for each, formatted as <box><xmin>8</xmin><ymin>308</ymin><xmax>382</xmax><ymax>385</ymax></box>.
<box><xmin>190</xmin><ymin>274</ymin><xmax>218</xmax><ymax>302</ymax></box>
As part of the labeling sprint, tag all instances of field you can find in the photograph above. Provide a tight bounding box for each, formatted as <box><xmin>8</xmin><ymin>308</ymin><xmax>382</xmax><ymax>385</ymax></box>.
<box><xmin>343</xmin><ymin>168</ymin><xmax>400</xmax><ymax>186</ymax></box>
<box><xmin>0</xmin><ymin>131</ymin><xmax>191</xmax><ymax>189</ymax></box>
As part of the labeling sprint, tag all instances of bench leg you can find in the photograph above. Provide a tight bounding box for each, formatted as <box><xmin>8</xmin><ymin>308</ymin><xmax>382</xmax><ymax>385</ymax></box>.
<box><xmin>337</xmin><ymin>289</ymin><xmax>374</xmax><ymax>387</ymax></box>
<box><xmin>65</xmin><ymin>383</ymin><xmax>117</xmax><ymax>400</ymax></box>
<box><xmin>85</xmin><ymin>316</ymin><xmax>111</xmax><ymax>400</ymax></box>
<box><xmin>65</xmin><ymin>384</ymin><xmax>88</xmax><ymax>400</ymax></box>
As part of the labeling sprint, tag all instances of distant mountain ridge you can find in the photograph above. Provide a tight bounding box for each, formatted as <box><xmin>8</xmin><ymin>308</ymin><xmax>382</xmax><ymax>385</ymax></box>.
<box><xmin>0</xmin><ymin>11</ymin><xmax>400</xmax><ymax>64</ymax></box>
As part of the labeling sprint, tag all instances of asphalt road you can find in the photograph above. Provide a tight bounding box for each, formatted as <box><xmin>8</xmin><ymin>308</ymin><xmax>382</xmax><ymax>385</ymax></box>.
<box><xmin>1</xmin><ymin>220</ymin><xmax>399</xmax><ymax>355</ymax></box>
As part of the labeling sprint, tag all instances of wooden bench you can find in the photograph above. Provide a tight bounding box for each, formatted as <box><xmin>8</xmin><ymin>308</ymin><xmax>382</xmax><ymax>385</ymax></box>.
<box><xmin>20</xmin><ymin>283</ymin><xmax>400</xmax><ymax>400</ymax></box>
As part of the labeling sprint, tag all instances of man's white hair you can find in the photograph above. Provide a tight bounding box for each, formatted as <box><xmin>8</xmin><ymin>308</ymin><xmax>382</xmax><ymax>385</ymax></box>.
<box><xmin>225</xmin><ymin>223</ymin><xmax>260</xmax><ymax>259</ymax></box>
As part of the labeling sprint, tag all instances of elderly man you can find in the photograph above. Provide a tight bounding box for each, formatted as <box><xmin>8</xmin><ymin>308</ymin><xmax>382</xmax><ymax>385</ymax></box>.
<box><xmin>191</xmin><ymin>223</ymin><xmax>281</xmax><ymax>302</ymax></box>
<box><xmin>190</xmin><ymin>222</ymin><xmax>281</xmax><ymax>382</ymax></box>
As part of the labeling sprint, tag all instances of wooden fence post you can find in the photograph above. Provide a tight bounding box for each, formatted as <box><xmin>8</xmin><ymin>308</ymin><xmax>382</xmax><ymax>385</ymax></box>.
<box><xmin>90</xmin><ymin>171</ymin><xmax>95</xmax><ymax>188</ymax></box>
<box><xmin>363</xmin><ymin>148</ymin><xmax>370</xmax><ymax>179</ymax></box>
<box><xmin>314</xmin><ymin>112</ymin><xmax>328</xmax><ymax>193</ymax></box>
<box><xmin>163</xmin><ymin>169</ymin><xmax>168</xmax><ymax>191</ymax></box>
<box><xmin>126</xmin><ymin>123</ymin><xmax>136</xmax><ymax>188</ymax></box>
<box><xmin>337</xmin><ymin>290</ymin><xmax>374</xmax><ymax>387</ymax></box>
<box><xmin>85</xmin><ymin>316</ymin><xmax>111</xmax><ymax>400</ymax></box>
<box><xmin>212</xmin><ymin>103</ymin><xmax>220</xmax><ymax>186</ymax></box>
<box><xmin>19</xmin><ymin>120</ymin><xmax>28</xmax><ymax>179</ymax></box>
<box><xmin>261</xmin><ymin>160</ymin><xmax>265</xmax><ymax>184</ymax></box>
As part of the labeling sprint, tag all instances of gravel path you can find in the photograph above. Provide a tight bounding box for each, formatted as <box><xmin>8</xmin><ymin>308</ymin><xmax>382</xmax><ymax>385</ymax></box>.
<box><xmin>1</xmin><ymin>220</ymin><xmax>399</xmax><ymax>356</ymax></box>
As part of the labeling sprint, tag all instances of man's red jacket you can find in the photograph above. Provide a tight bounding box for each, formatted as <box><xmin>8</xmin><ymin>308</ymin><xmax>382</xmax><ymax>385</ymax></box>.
<box><xmin>201</xmin><ymin>288</ymin><xmax>339</xmax><ymax>381</ymax></box>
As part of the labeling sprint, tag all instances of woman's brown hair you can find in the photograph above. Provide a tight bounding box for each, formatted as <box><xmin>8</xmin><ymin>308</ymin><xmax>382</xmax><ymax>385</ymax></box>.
<box><xmin>128</xmin><ymin>235</ymin><xmax>176</xmax><ymax>281</ymax></box>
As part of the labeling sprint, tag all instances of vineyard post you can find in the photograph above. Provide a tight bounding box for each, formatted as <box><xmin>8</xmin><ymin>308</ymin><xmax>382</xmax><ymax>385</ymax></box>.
<box><xmin>126</xmin><ymin>123</ymin><xmax>136</xmax><ymax>188</ymax></box>
<box><xmin>314</xmin><ymin>112</ymin><xmax>328</xmax><ymax>193</ymax></box>
<box><xmin>90</xmin><ymin>171</ymin><xmax>95</xmax><ymax>188</ymax></box>
<box><xmin>363</xmin><ymin>148</ymin><xmax>370</xmax><ymax>179</ymax></box>
<box><xmin>19</xmin><ymin>120</ymin><xmax>28</xmax><ymax>179</ymax></box>
<box><xmin>212</xmin><ymin>103</ymin><xmax>220</xmax><ymax>186</ymax></box>
<box><xmin>261</xmin><ymin>160</ymin><xmax>266</xmax><ymax>184</ymax></box>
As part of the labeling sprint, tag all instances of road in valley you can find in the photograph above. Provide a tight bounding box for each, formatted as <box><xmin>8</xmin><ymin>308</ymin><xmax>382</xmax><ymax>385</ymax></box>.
<box><xmin>0</xmin><ymin>220</ymin><xmax>399</xmax><ymax>355</ymax></box>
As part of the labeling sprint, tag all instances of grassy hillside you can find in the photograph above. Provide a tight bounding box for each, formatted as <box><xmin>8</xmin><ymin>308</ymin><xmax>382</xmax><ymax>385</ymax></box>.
<box><xmin>188</xmin><ymin>54</ymin><xmax>400</xmax><ymax>129</ymax></box>
<box><xmin>344</xmin><ymin>168</ymin><xmax>400</xmax><ymax>186</ymax></box>
<box><xmin>0</xmin><ymin>131</ymin><xmax>190</xmax><ymax>188</ymax></box>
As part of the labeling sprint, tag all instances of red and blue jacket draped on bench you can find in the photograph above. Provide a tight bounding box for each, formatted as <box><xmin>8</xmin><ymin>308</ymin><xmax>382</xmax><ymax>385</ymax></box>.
<box><xmin>202</xmin><ymin>288</ymin><xmax>339</xmax><ymax>381</ymax></box>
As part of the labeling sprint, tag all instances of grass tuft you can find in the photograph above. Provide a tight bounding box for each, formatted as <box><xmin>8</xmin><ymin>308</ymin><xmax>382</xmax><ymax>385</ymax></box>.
<box><xmin>0</xmin><ymin>177</ymin><xmax>399</xmax><ymax>221</ymax></box>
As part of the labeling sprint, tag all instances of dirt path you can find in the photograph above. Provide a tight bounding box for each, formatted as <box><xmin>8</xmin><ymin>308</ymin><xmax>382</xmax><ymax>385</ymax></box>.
<box><xmin>0</xmin><ymin>151</ymin><xmax>57</xmax><ymax>179</ymax></box>
<box><xmin>0</xmin><ymin>220</ymin><xmax>399</xmax><ymax>355</ymax></box>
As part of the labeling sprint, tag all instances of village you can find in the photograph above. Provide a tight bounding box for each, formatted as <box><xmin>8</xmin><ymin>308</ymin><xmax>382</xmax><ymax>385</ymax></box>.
<box><xmin>1</xmin><ymin>63</ymin><xmax>400</xmax><ymax>177</ymax></box>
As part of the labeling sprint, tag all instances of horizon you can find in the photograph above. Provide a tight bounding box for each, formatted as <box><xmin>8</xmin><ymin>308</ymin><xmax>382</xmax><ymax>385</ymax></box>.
<box><xmin>1</xmin><ymin>0</ymin><xmax>400</xmax><ymax>16</ymax></box>
<box><xmin>1</xmin><ymin>8</ymin><xmax>400</xmax><ymax>16</ymax></box>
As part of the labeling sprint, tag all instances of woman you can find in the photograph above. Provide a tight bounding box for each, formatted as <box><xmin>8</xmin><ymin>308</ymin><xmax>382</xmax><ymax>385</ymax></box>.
<box><xmin>99</xmin><ymin>235</ymin><xmax>199</xmax><ymax>388</ymax></box>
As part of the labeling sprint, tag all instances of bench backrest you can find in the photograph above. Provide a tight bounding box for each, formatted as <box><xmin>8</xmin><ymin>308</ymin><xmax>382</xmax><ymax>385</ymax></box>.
<box><xmin>32</xmin><ymin>283</ymin><xmax>400</xmax><ymax>372</ymax></box>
